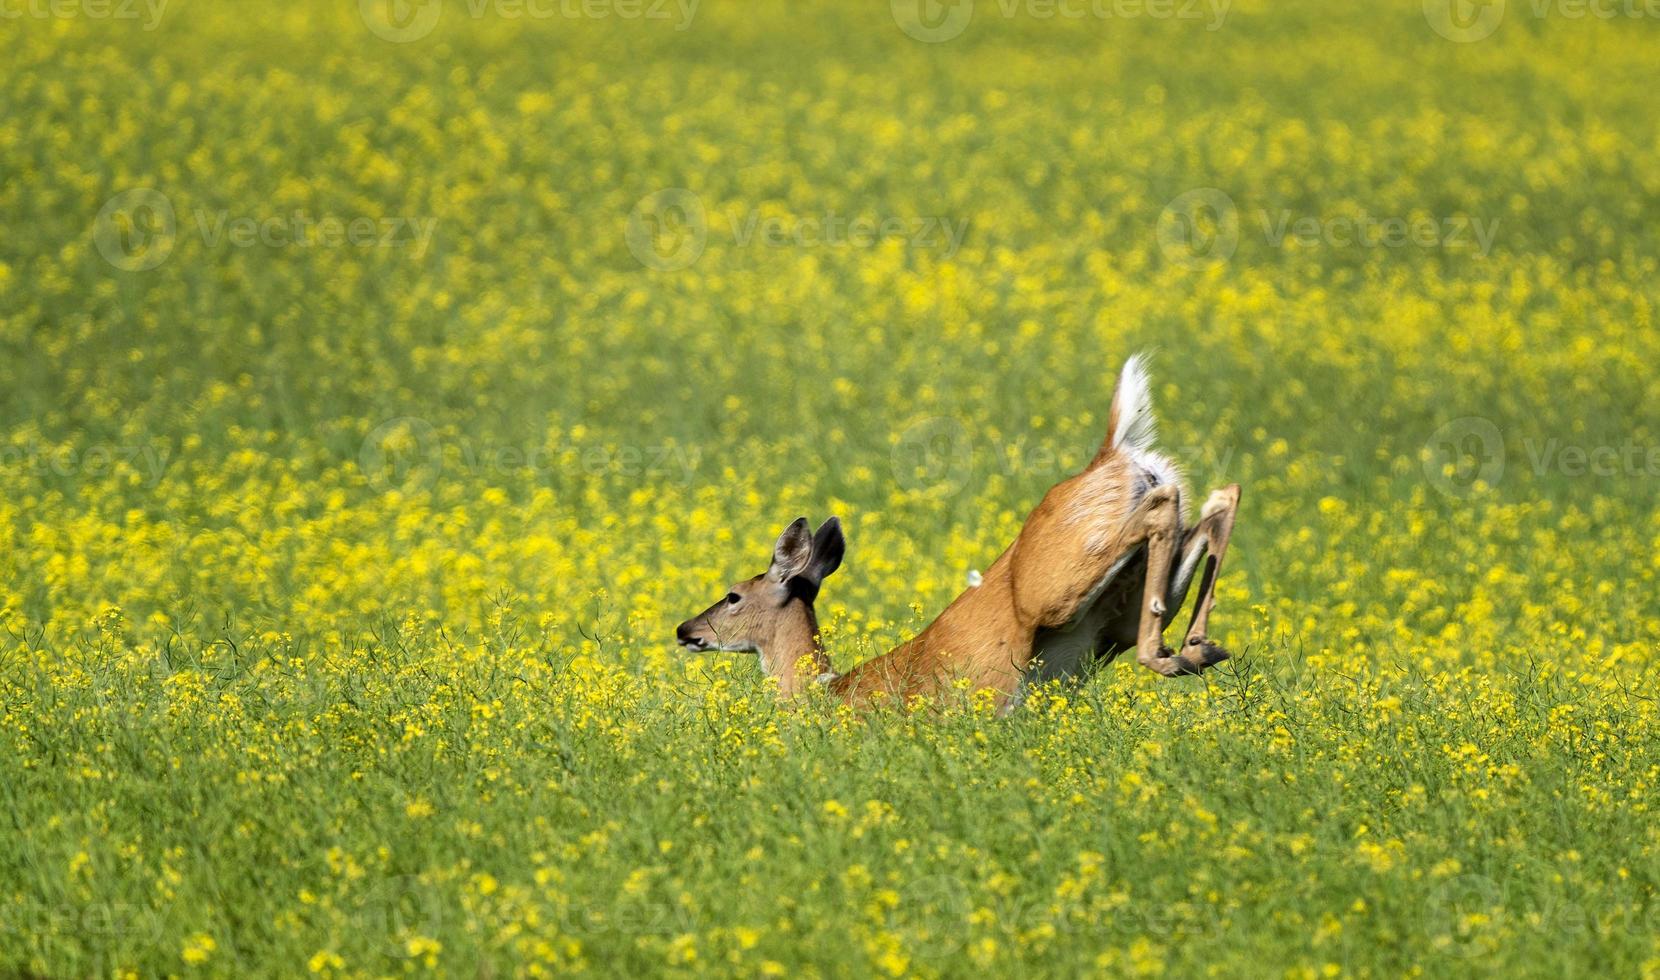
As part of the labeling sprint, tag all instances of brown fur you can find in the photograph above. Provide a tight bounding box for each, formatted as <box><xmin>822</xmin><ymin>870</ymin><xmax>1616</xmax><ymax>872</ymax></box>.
<box><xmin>676</xmin><ymin>359</ymin><xmax>1241</xmax><ymax>710</ymax></box>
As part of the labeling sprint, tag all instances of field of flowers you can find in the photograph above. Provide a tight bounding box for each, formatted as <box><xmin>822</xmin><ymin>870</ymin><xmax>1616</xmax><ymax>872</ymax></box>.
<box><xmin>3</xmin><ymin>0</ymin><xmax>1658</xmax><ymax>975</ymax></box>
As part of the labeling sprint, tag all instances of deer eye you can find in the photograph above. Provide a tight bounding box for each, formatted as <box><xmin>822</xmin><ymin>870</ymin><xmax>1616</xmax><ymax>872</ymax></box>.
<box><xmin>726</xmin><ymin>593</ymin><xmax>741</xmax><ymax>605</ymax></box>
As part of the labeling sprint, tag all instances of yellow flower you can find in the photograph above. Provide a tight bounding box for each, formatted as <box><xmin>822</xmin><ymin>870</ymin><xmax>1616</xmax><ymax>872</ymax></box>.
<box><xmin>667</xmin><ymin>934</ymin><xmax>697</xmax><ymax>965</ymax></box>
<box><xmin>876</xmin><ymin>949</ymin><xmax>909</xmax><ymax>976</ymax></box>
<box><xmin>181</xmin><ymin>933</ymin><xmax>216</xmax><ymax>965</ymax></box>
<box><xmin>405</xmin><ymin>937</ymin><xmax>442</xmax><ymax>967</ymax></box>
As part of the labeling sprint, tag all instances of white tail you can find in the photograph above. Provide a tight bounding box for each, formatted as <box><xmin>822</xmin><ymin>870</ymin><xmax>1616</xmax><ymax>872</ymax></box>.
<box><xmin>1109</xmin><ymin>352</ymin><xmax>1157</xmax><ymax>453</ymax></box>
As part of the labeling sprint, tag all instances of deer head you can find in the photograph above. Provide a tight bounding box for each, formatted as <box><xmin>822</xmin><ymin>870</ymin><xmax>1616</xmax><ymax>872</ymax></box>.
<box><xmin>675</xmin><ymin>517</ymin><xmax>844</xmax><ymax>693</ymax></box>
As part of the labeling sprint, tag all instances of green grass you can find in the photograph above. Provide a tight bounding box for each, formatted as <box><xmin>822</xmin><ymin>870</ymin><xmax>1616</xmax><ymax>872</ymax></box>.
<box><xmin>0</xmin><ymin>1</ymin><xmax>1657</xmax><ymax>976</ymax></box>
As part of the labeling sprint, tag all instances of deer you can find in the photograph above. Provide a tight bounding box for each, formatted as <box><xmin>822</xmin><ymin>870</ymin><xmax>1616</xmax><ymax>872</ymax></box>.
<box><xmin>674</xmin><ymin>354</ymin><xmax>1241</xmax><ymax>711</ymax></box>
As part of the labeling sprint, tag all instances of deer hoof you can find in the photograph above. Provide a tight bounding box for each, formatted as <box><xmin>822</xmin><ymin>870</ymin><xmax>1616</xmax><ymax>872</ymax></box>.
<box><xmin>1181</xmin><ymin>640</ymin><xmax>1230</xmax><ymax>670</ymax></box>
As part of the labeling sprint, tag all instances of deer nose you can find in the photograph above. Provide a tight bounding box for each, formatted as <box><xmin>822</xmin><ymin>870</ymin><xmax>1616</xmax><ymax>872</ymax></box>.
<box><xmin>675</xmin><ymin>622</ymin><xmax>695</xmax><ymax>644</ymax></box>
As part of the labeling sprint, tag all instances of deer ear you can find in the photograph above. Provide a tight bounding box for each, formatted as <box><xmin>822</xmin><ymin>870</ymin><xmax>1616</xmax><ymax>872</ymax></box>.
<box><xmin>806</xmin><ymin>517</ymin><xmax>845</xmax><ymax>584</ymax></box>
<box><xmin>767</xmin><ymin>518</ymin><xmax>813</xmax><ymax>582</ymax></box>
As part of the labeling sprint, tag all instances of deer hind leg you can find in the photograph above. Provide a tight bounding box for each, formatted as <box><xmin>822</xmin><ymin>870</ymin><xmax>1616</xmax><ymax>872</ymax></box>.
<box><xmin>1079</xmin><ymin>482</ymin><xmax>1209</xmax><ymax>678</ymax></box>
<box><xmin>1165</xmin><ymin>484</ymin><xmax>1240</xmax><ymax>670</ymax></box>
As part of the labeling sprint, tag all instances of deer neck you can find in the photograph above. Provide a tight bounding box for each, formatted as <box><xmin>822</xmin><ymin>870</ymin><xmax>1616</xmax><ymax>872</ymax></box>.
<box><xmin>758</xmin><ymin>601</ymin><xmax>834</xmax><ymax>697</ymax></box>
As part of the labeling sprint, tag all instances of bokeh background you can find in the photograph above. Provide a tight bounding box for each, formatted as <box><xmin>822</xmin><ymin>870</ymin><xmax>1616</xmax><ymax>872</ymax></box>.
<box><xmin>2</xmin><ymin>0</ymin><xmax>1657</xmax><ymax>975</ymax></box>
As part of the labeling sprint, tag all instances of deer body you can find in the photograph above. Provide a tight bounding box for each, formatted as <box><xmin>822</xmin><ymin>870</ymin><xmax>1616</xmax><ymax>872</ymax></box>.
<box><xmin>676</xmin><ymin>355</ymin><xmax>1241</xmax><ymax>709</ymax></box>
